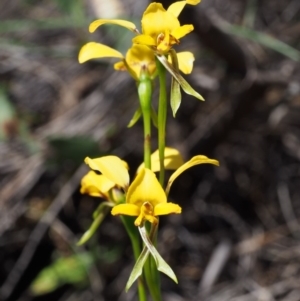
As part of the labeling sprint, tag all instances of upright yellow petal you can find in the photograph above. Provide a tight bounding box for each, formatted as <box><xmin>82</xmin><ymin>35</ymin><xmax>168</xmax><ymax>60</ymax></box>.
<box><xmin>89</xmin><ymin>19</ymin><xmax>138</xmax><ymax>33</ymax></box>
<box><xmin>137</xmin><ymin>147</ymin><xmax>184</xmax><ymax>173</ymax></box>
<box><xmin>167</xmin><ymin>1</ymin><xmax>187</xmax><ymax>18</ymax></box>
<box><xmin>141</xmin><ymin>3</ymin><xmax>180</xmax><ymax>37</ymax></box>
<box><xmin>176</xmin><ymin>51</ymin><xmax>195</xmax><ymax>74</ymax></box>
<box><xmin>78</xmin><ymin>42</ymin><xmax>123</xmax><ymax>63</ymax></box>
<box><xmin>84</xmin><ymin>156</ymin><xmax>130</xmax><ymax>189</ymax></box>
<box><xmin>166</xmin><ymin>155</ymin><xmax>219</xmax><ymax>194</ymax></box>
<box><xmin>80</xmin><ymin>171</ymin><xmax>115</xmax><ymax>198</ymax></box>
<box><xmin>127</xmin><ymin>169</ymin><xmax>167</xmax><ymax>207</ymax></box>
<box><xmin>114</xmin><ymin>61</ymin><xmax>126</xmax><ymax>71</ymax></box>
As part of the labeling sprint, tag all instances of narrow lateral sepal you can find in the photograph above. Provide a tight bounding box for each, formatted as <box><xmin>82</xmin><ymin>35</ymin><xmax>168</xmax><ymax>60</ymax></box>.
<box><xmin>169</xmin><ymin>49</ymin><xmax>182</xmax><ymax>117</ymax></box>
<box><xmin>156</xmin><ymin>54</ymin><xmax>204</xmax><ymax>101</ymax></box>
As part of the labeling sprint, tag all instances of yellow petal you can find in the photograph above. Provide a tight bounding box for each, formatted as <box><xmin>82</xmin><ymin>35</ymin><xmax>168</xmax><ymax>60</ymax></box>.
<box><xmin>111</xmin><ymin>204</ymin><xmax>140</xmax><ymax>216</ymax></box>
<box><xmin>127</xmin><ymin>168</ymin><xmax>166</xmax><ymax>207</ymax></box>
<box><xmin>114</xmin><ymin>61</ymin><xmax>127</xmax><ymax>71</ymax></box>
<box><xmin>176</xmin><ymin>51</ymin><xmax>195</xmax><ymax>74</ymax></box>
<box><xmin>89</xmin><ymin>19</ymin><xmax>137</xmax><ymax>33</ymax></box>
<box><xmin>78</xmin><ymin>42</ymin><xmax>123</xmax><ymax>63</ymax></box>
<box><xmin>125</xmin><ymin>44</ymin><xmax>156</xmax><ymax>79</ymax></box>
<box><xmin>167</xmin><ymin>1</ymin><xmax>186</xmax><ymax>17</ymax></box>
<box><xmin>80</xmin><ymin>171</ymin><xmax>115</xmax><ymax>198</ymax></box>
<box><xmin>132</xmin><ymin>34</ymin><xmax>156</xmax><ymax>46</ymax></box>
<box><xmin>84</xmin><ymin>156</ymin><xmax>129</xmax><ymax>189</ymax></box>
<box><xmin>171</xmin><ymin>24</ymin><xmax>194</xmax><ymax>40</ymax></box>
<box><xmin>137</xmin><ymin>147</ymin><xmax>184</xmax><ymax>173</ymax></box>
<box><xmin>154</xmin><ymin>202</ymin><xmax>182</xmax><ymax>216</ymax></box>
<box><xmin>187</xmin><ymin>0</ymin><xmax>201</xmax><ymax>5</ymax></box>
<box><xmin>168</xmin><ymin>0</ymin><xmax>201</xmax><ymax>17</ymax></box>
<box><xmin>166</xmin><ymin>155</ymin><xmax>219</xmax><ymax>194</ymax></box>
<box><xmin>141</xmin><ymin>3</ymin><xmax>180</xmax><ymax>37</ymax></box>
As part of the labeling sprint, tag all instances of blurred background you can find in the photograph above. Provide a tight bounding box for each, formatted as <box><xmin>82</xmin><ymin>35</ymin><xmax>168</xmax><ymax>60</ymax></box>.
<box><xmin>0</xmin><ymin>0</ymin><xmax>300</xmax><ymax>300</ymax></box>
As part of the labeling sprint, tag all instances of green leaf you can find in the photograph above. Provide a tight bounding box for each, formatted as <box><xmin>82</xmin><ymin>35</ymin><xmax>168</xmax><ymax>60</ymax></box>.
<box><xmin>156</xmin><ymin>54</ymin><xmax>204</xmax><ymax>101</ymax></box>
<box><xmin>127</xmin><ymin>107</ymin><xmax>142</xmax><ymax>128</ymax></box>
<box><xmin>52</xmin><ymin>0</ymin><xmax>85</xmax><ymax>23</ymax></box>
<box><xmin>0</xmin><ymin>86</ymin><xmax>40</xmax><ymax>152</ymax></box>
<box><xmin>150</xmin><ymin>106</ymin><xmax>158</xmax><ymax>128</ymax></box>
<box><xmin>223</xmin><ymin>24</ymin><xmax>300</xmax><ymax>61</ymax></box>
<box><xmin>242</xmin><ymin>0</ymin><xmax>257</xmax><ymax>28</ymax></box>
<box><xmin>0</xmin><ymin>87</ymin><xmax>16</xmax><ymax>140</ymax></box>
<box><xmin>30</xmin><ymin>253</ymin><xmax>94</xmax><ymax>296</ymax></box>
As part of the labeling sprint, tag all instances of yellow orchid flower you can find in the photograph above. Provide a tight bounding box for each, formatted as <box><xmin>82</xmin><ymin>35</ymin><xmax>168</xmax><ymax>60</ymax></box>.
<box><xmin>112</xmin><ymin>168</ymin><xmax>182</xmax><ymax>226</ymax></box>
<box><xmin>79</xmin><ymin>0</ymin><xmax>204</xmax><ymax>116</ymax></box>
<box><xmin>81</xmin><ymin>148</ymin><xmax>218</xmax><ymax>228</ymax></box>
<box><xmin>78</xmin><ymin>156</ymin><xmax>130</xmax><ymax>245</ymax></box>
<box><xmin>79</xmin><ymin>1</ymin><xmax>200</xmax><ymax>77</ymax></box>
<box><xmin>81</xmin><ymin>147</ymin><xmax>183</xmax><ymax>193</ymax></box>
<box><xmin>133</xmin><ymin>0</ymin><xmax>200</xmax><ymax>53</ymax></box>
<box><xmin>81</xmin><ymin>147</ymin><xmax>182</xmax><ymax>199</ymax></box>
<box><xmin>81</xmin><ymin>152</ymin><xmax>183</xmax><ymax>226</ymax></box>
<box><xmin>87</xmin><ymin>1</ymin><xmax>200</xmax><ymax>55</ymax></box>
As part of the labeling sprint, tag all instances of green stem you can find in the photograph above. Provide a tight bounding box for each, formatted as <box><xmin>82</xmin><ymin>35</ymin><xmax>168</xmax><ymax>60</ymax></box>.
<box><xmin>137</xmin><ymin>73</ymin><xmax>154</xmax><ymax>301</ymax></box>
<box><xmin>121</xmin><ymin>216</ymin><xmax>147</xmax><ymax>301</ymax></box>
<box><xmin>157</xmin><ymin>58</ymin><xmax>167</xmax><ymax>186</ymax></box>
<box><xmin>138</xmin><ymin>73</ymin><xmax>152</xmax><ymax>169</ymax></box>
<box><xmin>149</xmin><ymin>222</ymin><xmax>161</xmax><ymax>301</ymax></box>
<box><xmin>138</xmin><ymin>71</ymin><xmax>163</xmax><ymax>301</ymax></box>
<box><xmin>143</xmin><ymin>118</ymin><xmax>151</xmax><ymax>169</ymax></box>
<box><xmin>143</xmin><ymin>58</ymin><xmax>168</xmax><ymax>301</ymax></box>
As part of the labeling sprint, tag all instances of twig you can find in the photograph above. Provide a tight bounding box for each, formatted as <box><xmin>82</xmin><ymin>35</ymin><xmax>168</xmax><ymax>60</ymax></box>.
<box><xmin>0</xmin><ymin>154</ymin><xmax>45</xmax><ymax>236</ymax></box>
<box><xmin>199</xmin><ymin>239</ymin><xmax>232</xmax><ymax>295</ymax></box>
<box><xmin>277</xmin><ymin>182</ymin><xmax>300</xmax><ymax>238</ymax></box>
